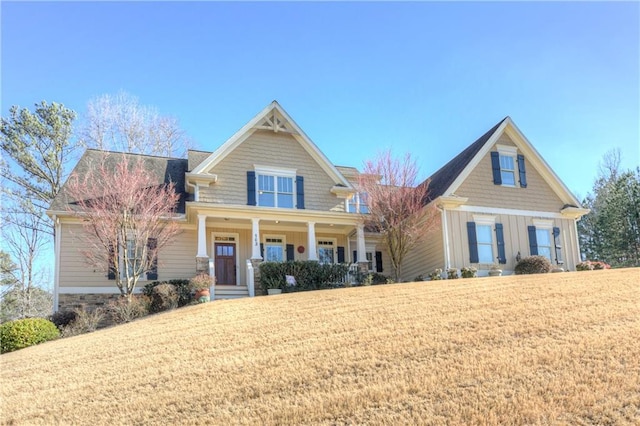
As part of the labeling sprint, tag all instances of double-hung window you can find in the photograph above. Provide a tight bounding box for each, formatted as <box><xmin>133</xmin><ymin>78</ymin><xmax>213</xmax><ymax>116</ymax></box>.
<box><xmin>499</xmin><ymin>155</ymin><xmax>516</xmax><ymax>186</ymax></box>
<box><xmin>258</xmin><ymin>175</ymin><xmax>293</xmax><ymax>208</ymax></box>
<box><xmin>318</xmin><ymin>240</ymin><xmax>335</xmax><ymax>264</ymax></box>
<box><xmin>491</xmin><ymin>144</ymin><xmax>528</xmax><ymax>188</ymax></box>
<box><xmin>347</xmin><ymin>192</ymin><xmax>369</xmax><ymax>214</ymax></box>
<box><xmin>476</xmin><ymin>224</ymin><xmax>494</xmax><ymax>264</ymax></box>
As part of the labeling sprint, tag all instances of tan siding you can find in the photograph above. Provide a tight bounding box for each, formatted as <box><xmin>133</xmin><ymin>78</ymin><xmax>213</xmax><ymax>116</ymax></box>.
<box><xmin>402</xmin><ymin>221</ymin><xmax>445</xmax><ymax>282</ymax></box>
<box><xmin>158</xmin><ymin>230</ymin><xmax>197</xmax><ymax>281</ymax></box>
<box><xmin>199</xmin><ymin>130</ymin><xmax>344</xmax><ymax>211</ymax></box>
<box><xmin>455</xmin><ymin>135</ymin><xmax>565</xmax><ymax>212</ymax></box>
<box><xmin>59</xmin><ymin>223</ymin><xmax>110</xmax><ymax>288</ymax></box>
<box><xmin>446</xmin><ymin>210</ymin><xmax>581</xmax><ymax>273</ymax></box>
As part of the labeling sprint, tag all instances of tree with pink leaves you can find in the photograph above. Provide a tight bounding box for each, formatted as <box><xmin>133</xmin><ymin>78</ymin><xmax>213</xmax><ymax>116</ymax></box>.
<box><xmin>359</xmin><ymin>150</ymin><xmax>438</xmax><ymax>282</ymax></box>
<box><xmin>64</xmin><ymin>154</ymin><xmax>181</xmax><ymax>301</ymax></box>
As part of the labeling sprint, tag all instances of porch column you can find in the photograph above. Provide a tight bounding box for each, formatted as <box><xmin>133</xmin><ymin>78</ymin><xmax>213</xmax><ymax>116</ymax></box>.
<box><xmin>307</xmin><ymin>221</ymin><xmax>318</xmax><ymax>261</ymax></box>
<box><xmin>357</xmin><ymin>223</ymin><xmax>368</xmax><ymax>273</ymax></box>
<box><xmin>251</xmin><ymin>218</ymin><xmax>262</xmax><ymax>260</ymax></box>
<box><xmin>196</xmin><ymin>214</ymin><xmax>209</xmax><ymax>274</ymax></box>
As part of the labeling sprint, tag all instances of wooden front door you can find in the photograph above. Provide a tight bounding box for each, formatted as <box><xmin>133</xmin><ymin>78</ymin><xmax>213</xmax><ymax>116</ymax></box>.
<box><xmin>214</xmin><ymin>243</ymin><xmax>237</xmax><ymax>285</ymax></box>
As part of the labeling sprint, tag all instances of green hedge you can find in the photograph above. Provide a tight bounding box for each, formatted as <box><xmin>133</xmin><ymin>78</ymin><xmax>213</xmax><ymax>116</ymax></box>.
<box><xmin>260</xmin><ymin>261</ymin><xmax>350</xmax><ymax>293</ymax></box>
<box><xmin>1</xmin><ymin>318</ymin><xmax>60</xmax><ymax>354</ymax></box>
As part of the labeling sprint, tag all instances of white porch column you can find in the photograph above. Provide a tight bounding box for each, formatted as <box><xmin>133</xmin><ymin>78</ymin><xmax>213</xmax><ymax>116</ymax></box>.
<box><xmin>196</xmin><ymin>214</ymin><xmax>208</xmax><ymax>258</ymax></box>
<box><xmin>251</xmin><ymin>218</ymin><xmax>262</xmax><ymax>259</ymax></box>
<box><xmin>307</xmin><ymin>221</ymin><xmax>318</xmax><ymax>261</ymax></box>
<box><xmin>357</xmin><ymin>223</ymin><xmax>366</xmax><ymax>258</ymax></box>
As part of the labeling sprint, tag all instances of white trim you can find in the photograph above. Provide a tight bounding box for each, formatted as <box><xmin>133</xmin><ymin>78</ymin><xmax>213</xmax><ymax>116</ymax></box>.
<box><xmin>211</xmin><ymin>232</ymin><xmax>241</xmax><ymax>285</ymax></box>
<box><xmin>441</xmin><ymin>208</ymin><xmax>451</xmax><ymax>270</ymax></box>
<box><xmin>496</xmin><ymin>144</ymin><xmax>518</xmax><ymax>156</ymax></box>
<box><xmin>532</xmin><ymin>218</ymin><xmax>553</xmax><ymax>228</ymax></box>
<box><xmin>59</xmin><ymin>287</ymin><xmax>143</xmax><ymax>294</ymax></box>
<box><xmin>53</xmin><ymin>216</ymin><xmax>61</xmax><ymax>312</ymax></box>
<box><xmin>197</xmin><ymin>214</ymin><xmax>208</xmax><ymax>258</ymax></box>
<box><xmin>472</xmin><ymin>214</ymin><xmax>496</xmax><ymax>225</ymax></box>
<box><xmin>454</xmin><ymin>204</ymin><xmax>566</xmax><ymax>219</ymax></box>
<box><xmin>254</xmin><ymin>165</ymin><xmax>297</xmax><ymax>176</ymax></box>
<box><xmin>191</xmin><ymin>101</ymin><xmax>352</xmax><ymax>188</ymax></box>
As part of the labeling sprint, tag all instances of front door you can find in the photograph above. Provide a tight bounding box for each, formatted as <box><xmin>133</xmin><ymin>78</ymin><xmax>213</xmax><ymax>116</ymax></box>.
<box><xmin>214</xmin><ymin>242</ymin><xmax>237</xmax><ymax>285</ymax></box>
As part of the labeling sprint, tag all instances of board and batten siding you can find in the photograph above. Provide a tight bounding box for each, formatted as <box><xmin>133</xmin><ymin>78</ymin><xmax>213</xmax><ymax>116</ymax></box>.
<box><xmin>199</xmin><ymin>130</ymin><xmax>345</xmax><ymax>212</ymax></box>
<box><xmin>455</xmin><ymin>134</ymin><xmax>565</xmax><ymax>212</ymax></box>
<box><xmin>58</xmin><ymin>223</ymin><xmax>199</xmax><ymax>290</ymax></box>
<box><xmin>446</xmin><ymin>209</ymin><xmax>580</xmax><ymax>272</ymax></box>
<box><xmin>401</xmin><ymin>221</ymin><xmax>445</xmax><ymax>282</ymax></box>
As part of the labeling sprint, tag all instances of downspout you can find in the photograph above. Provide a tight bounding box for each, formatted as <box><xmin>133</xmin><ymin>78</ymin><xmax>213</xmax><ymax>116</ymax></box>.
<box><xmin>573</xmin><ymin>218</ymin><xmax>582</xmax><ymax>265</ymax></box>
<box><xmin>186</xmin><ymin>180</ymin><xmax>199</xmax><ymax>202</ymax></box>
<box><xmin>53</xmin><ymin>215</ymin><xmax>61</xmax><ymax>313</ymax></box>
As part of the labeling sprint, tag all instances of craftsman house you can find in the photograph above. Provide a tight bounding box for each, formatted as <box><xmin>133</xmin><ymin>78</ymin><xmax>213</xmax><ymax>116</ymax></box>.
<box><xmin>48</xmin><ymin>102</ymin><xmax>587</xmax><ymax>311</ymax></box>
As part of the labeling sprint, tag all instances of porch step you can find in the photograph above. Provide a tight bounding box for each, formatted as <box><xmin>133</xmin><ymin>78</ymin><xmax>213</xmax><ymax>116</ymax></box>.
<box><xmin>214</xmin><ymin>285</ymin><xmax>250</xmax><ymax>300</ymax></box>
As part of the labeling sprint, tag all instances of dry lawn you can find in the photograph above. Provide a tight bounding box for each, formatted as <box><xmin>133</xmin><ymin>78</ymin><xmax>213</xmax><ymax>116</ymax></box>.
<box><xmin>1</xmin><ymin>269</ymin><xmax>639</xmax><ymax>425</ymax></box>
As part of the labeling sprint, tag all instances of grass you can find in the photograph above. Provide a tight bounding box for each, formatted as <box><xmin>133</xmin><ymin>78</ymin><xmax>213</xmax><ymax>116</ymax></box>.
<box><xmin>1</xmin><ymin>268</ymin><xmax>639</xmax><ymax>425</ymax></box>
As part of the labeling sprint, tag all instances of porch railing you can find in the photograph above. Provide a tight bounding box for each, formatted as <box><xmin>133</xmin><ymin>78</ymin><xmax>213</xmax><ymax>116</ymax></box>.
<box><xmin>342</xmin><ymin>263</ymin><xmax>360</xmax><ymax>285</ymax></box>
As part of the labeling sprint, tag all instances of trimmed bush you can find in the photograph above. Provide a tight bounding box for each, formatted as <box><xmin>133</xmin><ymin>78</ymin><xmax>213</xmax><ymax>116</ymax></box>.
<box><xmin>149</xmin><ymin>284</ymin><xmax>179</xmax><ymax>313</ymax></box>
<box><xmin>447</xmin><ymin>268</ymin><xmax>459</xmax><ymax>279</ymax></box>
<box><xmin>0</xmin><ymin>318</ymin><xmax>60</xmax><ymax>353</ymax></box>
<box><xmin>260</xmin><ymin>261</ymin><xmax>350</xmax><ymax>293</ymax></box>
<box><xmin>429</xmin><ymin>269</ymin><xmax>443</xmax><ymax>281</ymax></box>
<box><xmin>577</xmin><ymin>260</ymin><xmax>611</xmax><ymax>271</ymax></box>
<box><xmin>142</xmin><ymin>279</ymin><xmax>192</xmax><ymax>307</ymax></box>
<box><xmin>461</xmin><ymin>267</ymin><xmax>477</xmax><ymax>278</ymax></box>
<box><xmin>49</xmin><ymin>310</ymin><xmax>78</xmax><ymax>331</ymax></box>
<box><xmin>108</xmin><ymin>296</ymin><xmax>150</xmax><ymax>323</ymax></box>
<box><xmin>515</xmin><ymin>255</ymin><xmax>552</xmax><ymax>275</ymax></box>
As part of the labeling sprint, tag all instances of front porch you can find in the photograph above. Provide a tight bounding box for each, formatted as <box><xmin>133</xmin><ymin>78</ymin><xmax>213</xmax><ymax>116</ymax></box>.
<box><xmin>190</xmin><ymin>210</ymin><xmax>373</xmax><ymax>300</ymax></box>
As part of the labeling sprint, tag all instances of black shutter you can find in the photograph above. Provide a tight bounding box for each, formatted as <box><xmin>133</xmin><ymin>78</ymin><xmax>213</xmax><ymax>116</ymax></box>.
<box><xmin>467</xmin><ymin>222</ymin><xmax>479</xmax><ymax>263</ymax></box>
<box><xmin>553</xmin><ymin>227</ymin><xmax>563</xmax><ymax>265</ymax></box>
<box><xmin>490</xmin><ymin>152</ymin><xmax>502</xmax><ymax>185</ymax></box>
<box><xmin>247</xmin><ymin>171</ymin><xmax>256</xmax><ymax>206</ymax></box>
<box><xmin>375</xmin><ymin>251</ymin><xmax>383</xmax><ymax>273</ymax></box>
<box><xmin>146</xmin><ymin>238</ymin><xmax>158</xmax><ymax>280</ymax></box>
<box><xmin>517</xmin><ymin>154</ymin><xmax>527</xmax><ymax>188</ymax></box>
<box><xmin>353</xmin><ymin>250</ymin><xmax>358</xmax><ymax>263</ymax></box>
<box><xmin>296</xmin><ymin>176</ymin><xmax>305</xmax><ymax>209</ymax></box>
<box><xmin>495</xmin><ymin>223</ymin><xmax>506</xmax><ymax>264</ymax></box>
<box><xmin>260</xmin><ymin>243</ymin><xmax>264</xmax><ymax>259</ymax></box>
<box><xmin>286</xmin><ymin>244</ymin><xmax>295</xmax><ymax>261</ymax></box>
<box><xmin>337</xmin><ymin>246</ymin><xmax>345</xmax><ymax>263</ymax></box>
<box><xmin>107</xmin><ymin>243</ymin><xmax>116</xmax><ymax>280</ymax></box>
<box><xmin>528</xmin><ymin>226</ymin><xmax>538</xmax><ymax>255</ymax></box>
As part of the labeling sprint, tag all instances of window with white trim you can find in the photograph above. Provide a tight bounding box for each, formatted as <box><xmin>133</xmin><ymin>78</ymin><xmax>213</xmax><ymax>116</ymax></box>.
<box><xmin>365</xmin><ymin>252</ymin><xmax>374</xmax><ymax>271</ymax></box>
<box><xmin>317</xmin><ymin>239</ymin><xmax>335</xmax><ymax>264</ymax></box>
<box><xmin>536</xmin><ymin>229</ymin><xmax>552</xmax><ymax>261</ymax></box>
<box><xmin>255</xmin><ymin>166</ymin><xmax>295</xmax><ymax>208</ymax></box>
<box><xmin>499</xmin><ymin>155</ymin><xmax>516</xmax><ymax>186</ymax></box>
<box><xmin>347</xmin><ymin>192</ymin><xmax>369</xmax><ymax>214</ymax></box>
<box><xmin>476</xmin><ymin>225</ymin><xmax>494</xmax><ymax>263</ymax></box>
<box><xmin>264</xmin><ymin>236</ymin><xmax>285</xmax><ymax>262</ymax></box>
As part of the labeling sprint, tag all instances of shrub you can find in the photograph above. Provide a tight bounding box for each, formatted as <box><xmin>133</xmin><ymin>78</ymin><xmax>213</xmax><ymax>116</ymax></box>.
<box><xmin>0</xmin><ymin>318</ymin><xmax>60</xmax><ymax>354</ymax></box>
<box><xmin>142</xmin><ymin>279</ymin><xmax>192</xmax><ymax>306</ymax></box>
<box><xmin>149</xmin><ymin>284</ymin><xmax>179</xmax><ymax>313</ymax></box>
<box><xmin>260</xmin><ymin>261</ymin><xmax>350</xmax><ymax>293</ymax></box>
<box><xmin>108</xmin><ymin>296</ymin><xmax>150</xmax><ymax>323</ymax></box>
<box><xmin>49</xmin><ymin>310</ymin><xmax>78</xmax><ymax>331</ymax></box>
<box><xmin>447</xmin><ymin>268</ymin><xmax>459</xmax><ymax>279</ymax></box>
<box><xmin>577</xmin><ymin>260</ymin><xmax>611</xmax><ymax>271</ymax></box>
<box><xmin>461</xmin><ymin>267</ymin><xmax>477</xmax><ymax>278</ymax></box>
<box><xmin>429</xmin><ymin>269</ymin><xmax>443</xmax><ymax>280</ymax></box>
<box><xmin>515</xmin><ymin>255</ymin><xmax>552</xmax><ymax>275</ymax></box>
<box><xmin>61</xmin><ymin>308</ymin><xmax>104</xmax><ymax>337</ymax></box>
<box><xmin>414</xmin><ymin>275</ymin><xmax>425</xmax><ymax>282</ymax></box>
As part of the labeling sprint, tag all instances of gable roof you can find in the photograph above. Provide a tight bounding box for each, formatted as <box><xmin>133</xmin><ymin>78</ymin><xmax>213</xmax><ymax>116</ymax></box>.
<box><xmin>191</xmin><ymin>101</ymin><xmax>352</xmax><ymax>188</ymax></box>
<box><xmin>49</xmin><ymin>149</ymin><xmax>189</xmax><ymax>214</ymax></box>
<box><xmin>424</xmin><ymin>117</ymin><xmax>582</xmax><ymax>208</ymax></box>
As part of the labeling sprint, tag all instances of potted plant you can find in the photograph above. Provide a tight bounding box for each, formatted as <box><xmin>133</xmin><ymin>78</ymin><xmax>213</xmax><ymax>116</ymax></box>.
<box><xmin>190</xmin><ymin>273</ymin><xmax>212</xmax><ymax>303</ymax></box>
<box><xmin>262</xmin><ymin>276</ymin><xmax>283</xmax><ymax>295</ymax></box>
<box><xmin>461</xmin><ymin>266</ymin><xmax>477</xmax><ymax>278</ymax></box>
<box><xmin>488</xmin><ymin>264</ymin><xmax>503</xmax><ymax>277</ymax></box>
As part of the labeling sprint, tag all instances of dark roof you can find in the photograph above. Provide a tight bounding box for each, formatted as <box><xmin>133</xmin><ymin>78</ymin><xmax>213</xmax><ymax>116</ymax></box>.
<box><xmin>50</xmin><ymin>149</ymin><xmax>189</xmax><ymax>214</ymax></box>
<box><xmin>423</xmin><ymin>117</ymin><xmax>508</xmax><ymax>203</ymax></box>
<box><xmin>187</xmin><ymin>149</ymin><xmax>213</xmax><ymax>172</ymax></box>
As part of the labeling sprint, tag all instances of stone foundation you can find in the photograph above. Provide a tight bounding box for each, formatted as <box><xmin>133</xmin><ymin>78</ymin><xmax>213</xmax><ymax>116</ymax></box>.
<box><xmin>58</xmin><ymin>293</ymin><xmax>121</xmax><ymax>313</ymax></box>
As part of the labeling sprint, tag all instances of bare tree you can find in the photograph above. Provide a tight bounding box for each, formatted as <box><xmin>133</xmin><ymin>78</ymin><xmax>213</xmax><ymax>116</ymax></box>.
<box><xmin>359</xmin><ymin>150</ymin><xmax>438</xmax><ymax>281</ymax></box>
<box><xmin>80</xmin><ymin>91</ymin><xmax>192</xmax><ymax>157</ymax></box>
<box><xmin>64</xmin><ymin>154</ymin><xmax>181</xmax><ymax>301</ymax></box>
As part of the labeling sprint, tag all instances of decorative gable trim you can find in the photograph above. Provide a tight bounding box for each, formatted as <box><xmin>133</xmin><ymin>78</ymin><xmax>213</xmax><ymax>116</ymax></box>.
<box><xmin>191</xmin><ymin>101</ymin><xmax>352</xmax><ymax>189</ymax></box>
<box><xmin>443</xmin><ymin>118</ymin><xmax>582</xmax><ymax>208</ymax></box>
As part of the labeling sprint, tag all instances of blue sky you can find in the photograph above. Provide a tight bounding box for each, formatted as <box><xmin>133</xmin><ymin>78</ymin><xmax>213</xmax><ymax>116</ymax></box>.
<box><xmin>2</xmin><ymin>1</ymin><xmax>638</xmax><ymax>200</ymax></box>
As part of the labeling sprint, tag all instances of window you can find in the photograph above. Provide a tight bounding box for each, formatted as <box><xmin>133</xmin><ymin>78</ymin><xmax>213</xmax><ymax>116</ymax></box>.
<box><xmin>264</xmin><ymin>236</ymin><xmax>285</xmax><ymax>262</ymax></box>
<box><xmin>257</xmin><ymin>174</ymin><xmax>294</xmax><ymax>208</ymax></box>
<box><xmin>535</xmin><ymin>229</ymin><xmax>552</xmax><ymax>261</ymax></box>
<box><xmin>318</xmin><ymin>240</ymin><xmax>335</xmax><ymax>264</ymax></box>
<box><xmin>365</xmin><ymin>252</ymin><xmax>374</xmax><ymax>271</ymax></box>
<box><xmin>476</xmin><ymin>225</ymin><xmax>494</xmax><ymax>264</ymax></box>
<box><xmin>499</xmin><ymin>155</ymin><xmax>516</xmax><ymax>186</ymax></box>
<box><xmin>347</xmin><ymin>192</ymin><xmax>369</xmax><ymax>214</ymax></box>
